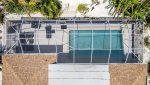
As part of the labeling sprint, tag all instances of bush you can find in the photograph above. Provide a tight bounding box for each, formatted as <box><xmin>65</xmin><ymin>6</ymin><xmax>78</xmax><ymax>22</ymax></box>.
<box><xmin>91</xmin><ymin>0</ymin><xmax>97</xmax><ymax>4</ymax></box>
<box><xmin>146</xmin><ymin>13</ymin><xmax>150</xmax><ymax>27</ymax></box>
<box><xmin>77</xmin><ymin>4</ymin><xmax>89</xmax><ymax>16</ymax></box>
<box><xmin>144</xmin><ymin>36</ymin><xmax>150</xmax><ymax>48</ymax></box>
<box><xmin>145</xmin><ymin>24</ymin><xmax>150</xmax><ymax>27</ymax></box>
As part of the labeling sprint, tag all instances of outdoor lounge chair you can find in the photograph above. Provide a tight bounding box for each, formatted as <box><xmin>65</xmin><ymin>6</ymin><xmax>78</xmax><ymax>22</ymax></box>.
<box><xmin>61</xmin><ymin>24</ymin><xmax>67</xmax><ymax>29</ymax></box>
<box><xmin>45</xmin><ymin>26</ymin><xmax>52</xmax><ymax>38</ymax></box>
<box><xmin>31</xmin><ymin>21</ymin><xmax>40</xmax><ymax>28</ymax></box>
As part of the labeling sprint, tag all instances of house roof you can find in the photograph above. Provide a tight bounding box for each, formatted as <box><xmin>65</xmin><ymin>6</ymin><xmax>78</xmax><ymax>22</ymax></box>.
<box><xmin>3</xmin><ymin>55</ymin><xmax>57</xmax><ymax>85</ymax></box>
<box><xmin>110</xmin><ymin>64</ymin><xmax>148</xmax><ymax>85</ymax></box>
<box><xmin>2</xmin><ymin>55</ymin><xmax>148</xmax><ymax>85</ymax></box>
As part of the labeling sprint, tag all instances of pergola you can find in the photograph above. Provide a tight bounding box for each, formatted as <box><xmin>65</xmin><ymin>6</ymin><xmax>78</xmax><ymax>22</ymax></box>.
<box><xmin>3</xmin><ymin>18</ymin><xmax>144</xmax><ymax>63</ymax></box>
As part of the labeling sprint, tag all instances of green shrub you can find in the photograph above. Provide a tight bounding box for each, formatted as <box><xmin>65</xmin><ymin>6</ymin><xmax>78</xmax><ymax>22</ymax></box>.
<box><xmin>77</xmin><ymin>4</ymin><xmax>89</xmax><ymax>16</ymax></box>
<box><xmin>91</xmin><ymin>0</ymin><xmax>97</xmax><ymax>4</ymax></box>
<box><xmin>146</xmin><ymin>13</ymin><xmax>150</xmax><ymax>27</ymax></box>
<box><xmin>144</xmin><ymin>36</ymin><xmax>150</xmax><ymax>48</ymax></box>
<box><xmin>145</xmin><ymin>24</ymin><xmax>150</xmax><ymax>28</ymax></box>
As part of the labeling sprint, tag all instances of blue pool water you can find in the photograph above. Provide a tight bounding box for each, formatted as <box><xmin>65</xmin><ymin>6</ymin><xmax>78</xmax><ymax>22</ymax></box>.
<box><xmin>69</xmin><ymin>30</ymin><xmax>124</xmax><ymax>62</ymax></box>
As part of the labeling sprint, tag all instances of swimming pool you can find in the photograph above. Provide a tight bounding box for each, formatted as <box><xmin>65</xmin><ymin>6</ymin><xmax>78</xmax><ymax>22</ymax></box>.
<box><xmin>69</xmin><ymin>30</ymin><xmax>125</xmax><ymax>63</ymax></box>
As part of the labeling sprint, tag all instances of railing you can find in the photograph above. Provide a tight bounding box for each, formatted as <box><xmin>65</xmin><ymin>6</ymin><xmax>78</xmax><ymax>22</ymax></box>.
<box><xmin>20</xmin><ymin>17</ymin><xmax>143</xmax><ymax>22</ymax></box>
<box><xmin>10</xmin><ymin>18</ymin><xmax>144</xmax><ymax>25</ymax></box>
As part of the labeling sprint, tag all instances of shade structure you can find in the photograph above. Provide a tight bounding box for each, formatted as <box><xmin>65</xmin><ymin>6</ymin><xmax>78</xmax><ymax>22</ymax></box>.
<box><xmin>4</xmin><ymin>18</ymin><xmax>144</xmax><ymax>63</ymax></box>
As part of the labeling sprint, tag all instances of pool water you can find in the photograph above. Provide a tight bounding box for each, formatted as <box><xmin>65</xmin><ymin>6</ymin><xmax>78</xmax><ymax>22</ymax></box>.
<box><xmin>69</xmin><ymin>30</ymin><xmax>124</xmax><ymax>62</ymax></box>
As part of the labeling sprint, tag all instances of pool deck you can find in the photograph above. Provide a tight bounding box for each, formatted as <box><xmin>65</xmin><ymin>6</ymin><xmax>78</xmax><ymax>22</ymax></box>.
<box><xmin>10</xmin><ymin>23</ymin><xmax>132</xmax><ymax>58</ymax></box>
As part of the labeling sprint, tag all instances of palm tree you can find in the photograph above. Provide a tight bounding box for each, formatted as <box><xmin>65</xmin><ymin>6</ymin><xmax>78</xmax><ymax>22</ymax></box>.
<box><xmin>23</xmin><ymin>0</ymin><xmax>39</xmax><ymax>16</ymax></box>
<box><xmin>3</xmin><ymin>0</ymin><xmax>62</xmax><ymax>19</ymax></box>
<box><xmin>4</xmin><ymin>0</ymin><xmax>24</xmax><ymax>14</ymax></box>
<box><xmin>105</xmin><ymin>0</ymin><xmax>150</xmax><ymax>21</ymax></box>
<box><xmin>4</xmin><ymin>0</ymin><xmax>39</xmax><ymax>16</ymax></box>
<box><xmin>38</xmin><ymin>0</ymin><xmax>62</xmax><ymax>19</ymax></box>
